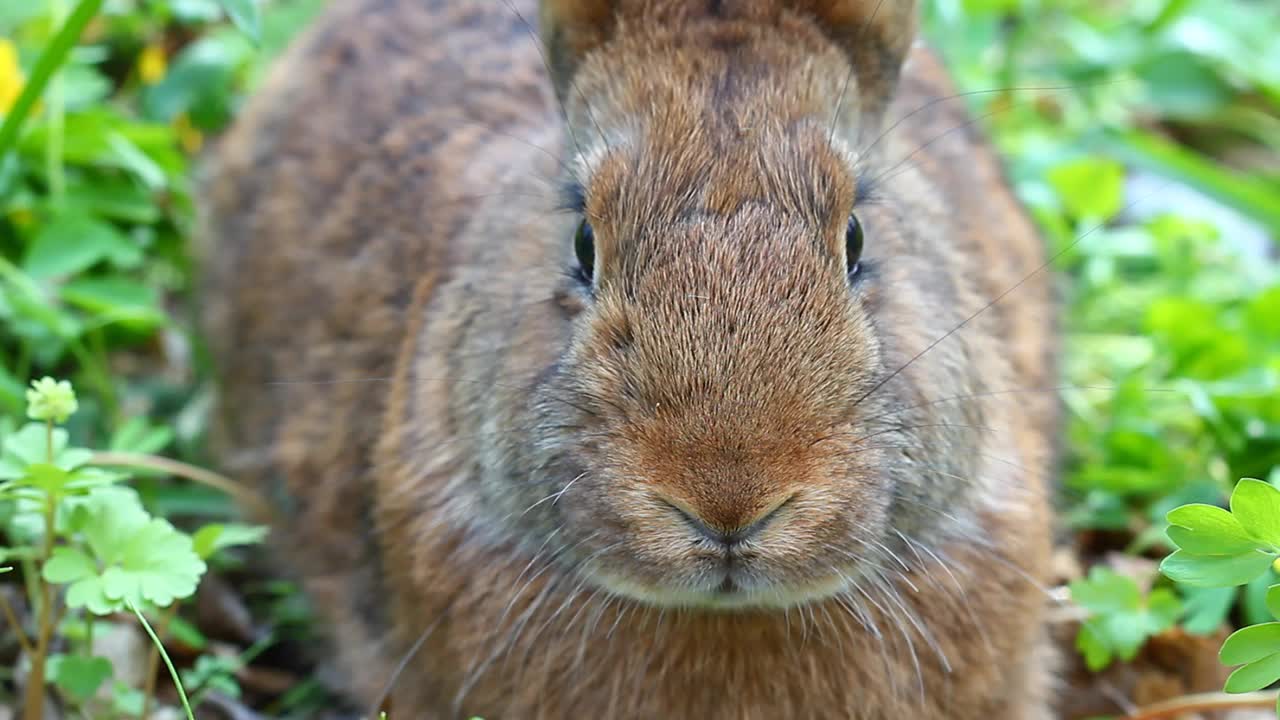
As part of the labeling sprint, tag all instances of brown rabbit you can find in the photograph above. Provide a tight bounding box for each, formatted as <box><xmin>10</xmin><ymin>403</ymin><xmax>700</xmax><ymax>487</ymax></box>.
<box><xmin>199</xmin><ymin>0</ymin><xmax>1060</xmax><ymax>717</ymax></box>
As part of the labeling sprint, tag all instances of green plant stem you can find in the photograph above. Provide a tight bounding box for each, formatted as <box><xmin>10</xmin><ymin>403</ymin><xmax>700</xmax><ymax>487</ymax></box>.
<box><xmin>139</xmin><ymin>602</ymin><xmax>179</xmax><ymax>720</ymax></box>
<box><xmin>0</xmin><ymin>0</ymin><xmax>104</xmax><ymax>162</ymax></box>
<box><xmin>0</xmin><ymin>590</ymin><xmax>33</xmax><ymax>656</ymax></box>
<box><xmin>130</xmin><ymin>602</ymin><xmax>194</xmax><ymax>720</ymax></box>
<box><xmin>84</xmin><ymin>611</ymin><xmax>93</xmax><ymax>655</ymax></box>
<box><xmin>1125</xmin><ymin>690</ymin><xmax>1278</xmax><ymax>719</ymax></box>
<box><xmin>45</xmin><ymin>0</ymin><xmax>68</xmax><ymax>206</ymax></box>
<box><xmin>22</xmin><ymin>421</ymin><xmax>60</xmax><ymax>720</ymax></box>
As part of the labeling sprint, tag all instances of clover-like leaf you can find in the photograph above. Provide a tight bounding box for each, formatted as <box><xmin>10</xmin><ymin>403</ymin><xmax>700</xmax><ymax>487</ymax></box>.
<box><xmin>44</xmin><ymin>546</ymin><xmax>97</xmax><ymax>583</ymax></box>
<box><xmin>48</xmin><ymin>654</ymin><xmax>112</xmax><ymax>703</ymax></box>
<box><xmin>1221</xmin><ymin>623</ymin><xmax>1280</xmax><ymax>665</ymax></box>
<box><xmin>1181</xmin><ymin>586</ymin><xmax>1238</xmax><ymax>635</ymax></box>
<box><xmin>1166</xmin><ymin>503</ymin><xmax>1261</xmax><ymax>555</ymax></box>
<box><xmin>44</xmin><ymin>546</ymin><xmax>114</xmax><ymax>614</ymax></box>
<box><xmin>50</xmin><ymin>488</ymin><xmax>206</xmax><ymax>613</ymax></box>
<box><xmin>1070</xmin><ymin>567</ymin><xmax>1140</xmax><ymax>614</ymax></box>
<box><xmin>1070</xmin><ymin>568</ymin><xmax>1181</xmax><ymax>670</ymax></box>
<box><xmin>1224</xmin><ymin>652</ymin><xmax>1280</xmax><ymax>694</ymax></box>
<box><xmin>1232</xmin><ymin>479</ymin><xmax>1280</xmax><ymax>548</ymax></box>
<box><xmin>1160</xmin><ymin>549</ymin><xmax>1276</xmax><ymax>588</ymax></box>
<box><xmin>0</xmin><ymin>423</ymin><xmax>93</xmax><ymax>480</ymax></box>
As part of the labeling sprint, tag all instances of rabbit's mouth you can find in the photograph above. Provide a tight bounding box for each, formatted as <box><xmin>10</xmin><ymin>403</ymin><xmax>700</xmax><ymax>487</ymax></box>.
<box><xmin>587</xmin><ymin>560</ymin><xmax>855</xmax><ymax>611</ymax></box>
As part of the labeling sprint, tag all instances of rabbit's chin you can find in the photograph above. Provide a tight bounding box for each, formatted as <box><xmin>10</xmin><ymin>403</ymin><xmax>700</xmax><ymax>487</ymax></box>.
<box><xmin>588</xmin><ymin>567</ymin><xmax>853</xmax><ymax>611</ymax></box>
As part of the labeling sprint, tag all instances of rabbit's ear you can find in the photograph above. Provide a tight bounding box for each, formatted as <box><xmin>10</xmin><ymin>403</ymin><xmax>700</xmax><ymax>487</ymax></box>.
<box><xmin>796</xmin><ymin>0</ymin><xmax>919</xmax><ymax>117</ymax></box>
<box><xmin>539</xmin><ymin>1</ymin><xmax>918</xmax><ymax>114</ymax></box>
<box><xmin>539</xmin><ymin>0</ymin><xmax>619</xmax><ymax>101</ymax></box>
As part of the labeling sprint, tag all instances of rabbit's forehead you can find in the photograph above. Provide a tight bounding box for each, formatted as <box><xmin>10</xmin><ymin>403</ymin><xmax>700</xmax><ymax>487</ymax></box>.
<box><xmin>576</xmin><ymin>120</ymin><xmax>856</xmax><ymax>244</ymax></box>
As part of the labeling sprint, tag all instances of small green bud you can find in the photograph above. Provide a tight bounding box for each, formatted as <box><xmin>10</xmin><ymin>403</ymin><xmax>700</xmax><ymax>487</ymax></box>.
<box><xmin>1273</xmin><ymin>556</ymin><xmax>1280</xmax><ymax>575</ymax></box>
<box><xmin>26</xmin><ymin>377</ymin><xmax>78</xmax><ymax>424</ymax></box>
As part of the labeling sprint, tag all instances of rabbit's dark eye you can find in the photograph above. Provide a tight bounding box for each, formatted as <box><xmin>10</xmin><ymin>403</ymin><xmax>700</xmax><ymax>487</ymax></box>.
<box><xmin>574</xmin><ymin>219</ymin><xmax>595</xmax><ymax>284</ymax></box>
<box><xmin>845</xmin><ymin>213</ymin><xmax>864</xmax><ymax>278</ymax></box>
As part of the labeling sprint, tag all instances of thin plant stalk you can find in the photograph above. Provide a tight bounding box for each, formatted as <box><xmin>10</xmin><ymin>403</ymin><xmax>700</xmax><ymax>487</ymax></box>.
<box><xmin>45</xmin><ymin>0</ymin><xmax>68</xmax><ymax>205</ymax></box>
<box><xmin>0</xmin><ymin>591</ymin><xmax>33</xmax><ymax>656</ymax></box>
<box><xmin>90</xmin><ymin>451</ymin><xmax>272</xmax><ymax>519</ymax></box>
<box><xmin>1126</xmin><ymin>690</ymin><xmax>1278</xmax><ymax>719</ymax></box>
<box><xmin>139</xmin><ymin>602</ymin><xmax>179</xmax><ymax>720</ymax></box>
<box><xmin>22</xmin><ymin>419</ymin><xmax>59</xmax><ymax>720</ymax></box>
<box><xmin>130</xmin><ymin>602</ymin><xmax>195</xmax><ymax>720</ymax></box>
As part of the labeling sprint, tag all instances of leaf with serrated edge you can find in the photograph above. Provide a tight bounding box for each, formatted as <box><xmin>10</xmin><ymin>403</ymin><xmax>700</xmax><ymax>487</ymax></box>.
<box><xmin>1232</xmin><ymin>479</ymin><xmax>1280</xmax><ymax>547</ymax></box>
<box><xmin>57</xmin><ymin>489</ymin><xmax>206</xmax><ymax>613</ymax></box>
<box><xmin>1166</xmin><ymin>503</ymin><xmax>1261</xmax><ymax>555</ymax></box>
<box><xmin>43</xmin><ymin>547</ymin><xmax>96</xmax><ymax>583</ymax></box>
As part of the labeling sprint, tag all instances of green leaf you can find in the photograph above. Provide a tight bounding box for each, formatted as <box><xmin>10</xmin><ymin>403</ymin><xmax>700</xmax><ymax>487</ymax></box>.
<box><xmin>25</xmin><ymin>463</ymin><xmax>70</xmax><ymax>493</ymax></box>
<box><xmin>192</xmin><ymin>523</ymin><xmax>268</xmax><ymax>560</ymax></box>
<box><xmin>166</xmin><ymin>614</ymin><xmax>208</xmax><ymax>651</ymax></box>
<box><xmin>1232</xmin><ymin>479</ymin><xmax>1280</xmax><ymax>548</ymax></box>
<box><xmin>1221</xmin><ymin>623</ymin><xmax>1280</xmax><ymax>665</ymax></box>
<box><xmin>56</xmin><ymin>489</ymin><xmax>206</xmax><ymax>614</ymax></box>
<box><xmin>1244</xmin><ymin>571</ymin><xmax>1280</xmax><ymax>626</ymax></box>
<box><xmin>217</xmin><ymin>0</ymin><xmax>261</xmax><ymax>42</ymax></box>
<box><xmin>43</xmin><ymin>546</ymin><xmax>97</xmax><ymax>584</ymax></box>
<box><xmin>1160</xmin><ymin>549</ymin><xmax>1276</xmax><ymax>587</ymax></box>
<box><xmin>60</xmin><ymin>276</ymin><xmax>165</xmax><ymax>328</ymax></box>
<box><xmin>48</xmin><ymin>654</ymin><xmax>113</xmax><ymax>702</ymax></box>
<box><xmin>1224</xmin><ymin>652</ymin><xmax>1280</xmax><ymax>694</ymax></box>
<box><xmin>1180</xmin><ymin>586</ymin><xmax>1237</xmax><ymax>635</ymax></box>
<box><xmin>0</xmin><ymin>365</ymin><xmax>27</xmax><ymax>416</ymax></box>
<box><xmin>23</xmin><ymin>214</ymin><xmax>142</xmax><ymax>279</ymax></box>
<box><xmin>1070</xmin><ymin>566</ymin><xmax>1140</xmax><ymax>613</ymax></box>
<box><xmin>1069</xmin><ymin>568</ymin><xmax>1182</xmax><ymax>670</ymax></box>
<box><xmin>0</xmin><ymin>0</ymin><xmax>107</xmax><ymax>161</ymax></box>
<box><xmin>0</xmin><ymin>424</ymin><xmax>93</xmax><ymax>480</ymax></box>
<box><xmin>1096</xmin><ymin>129</ymin><xmax>1280</xmax><ymax>235</ymax></box>
<box><xmin>109</xmin><ymin>418</ymin><xmax>174</xmax><ymax>455</ymax></box>
<box><xmin>1165</xmin><ymin>503</ymin><xmax>1261</xmax><ymax>555</ymax></box>
<box><xmin>1046</xmin><ymin>157</ymin><xmax>1125</xmax><ymax>220</ymax></box>
<box><xmin>1268</xmin><ymin>585</ymin><xmax>1280</xmax><ymax>621</ymax></box>
<box><xmin>111</xmin><ymin>681</ymin><xmax>145</xmax><ymax>716</ymax></box>
<box><xmin>1135</xmin><ymin>50</ymin><xmax>1233</xmax><ymax>117</ymax></box>
<box><xmin>1076</xmin><ymin>619</ymin><xmax>1113</xmax><ymax>671</ymax></box>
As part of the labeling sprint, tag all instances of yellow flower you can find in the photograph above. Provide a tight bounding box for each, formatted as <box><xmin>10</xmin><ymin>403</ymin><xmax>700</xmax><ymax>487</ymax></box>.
<box><xmin>137</xmin><ymin>43</ymin><xmax>167</xmax><ymax>85</ymax></box>
<box><xmin>0</xmin><ymin>38</ymin><xmax>24</xmax><ymax>114</ymax></box>
<box><xmin>175</xmin><ymin>113</ymin><xmax>203</xmax><ymax>154</ymax></box>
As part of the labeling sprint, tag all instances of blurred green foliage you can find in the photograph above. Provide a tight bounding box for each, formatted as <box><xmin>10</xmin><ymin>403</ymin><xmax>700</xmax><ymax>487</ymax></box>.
<box><xmin>0</xmin><ymin>0</ymin><xmax>1276</xmax><ymax>712</ymax></box>
<box><xmin>928</xmin><ymin>0</ymin><xmax>1279</xmax><ymax>541</ymax></box>
<box><xmin>925</xmin><ymin>0</ymin><xmax>1280</xmax><ymax>676</ymax></box>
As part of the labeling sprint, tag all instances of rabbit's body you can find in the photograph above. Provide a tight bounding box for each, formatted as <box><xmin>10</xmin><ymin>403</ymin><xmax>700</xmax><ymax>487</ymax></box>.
<box><xmin>201</xmin><ymin>0</ymin><xmax>1058</xmax><ymax>717</ymax></box>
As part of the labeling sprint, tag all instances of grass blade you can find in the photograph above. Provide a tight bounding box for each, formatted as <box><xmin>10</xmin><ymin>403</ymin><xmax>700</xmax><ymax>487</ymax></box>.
<box><xmin>0</xmin><ymin>0</ymin><xmax>104</xmax><ymax>161</ymax></box>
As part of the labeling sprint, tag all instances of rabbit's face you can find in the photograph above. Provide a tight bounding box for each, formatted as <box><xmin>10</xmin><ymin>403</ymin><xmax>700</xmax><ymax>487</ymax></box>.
<box><xmin>519</xmin><ymin>21</ymin><xmax>990</xmax><ymax>609</ymax></box>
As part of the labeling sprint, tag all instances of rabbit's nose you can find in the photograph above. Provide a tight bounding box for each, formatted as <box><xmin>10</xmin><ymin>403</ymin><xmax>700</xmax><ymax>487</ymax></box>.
<box><xmin>662</xmin><ymin>492</ymin><xmax>795</xmax><ymax>548</ymax></box>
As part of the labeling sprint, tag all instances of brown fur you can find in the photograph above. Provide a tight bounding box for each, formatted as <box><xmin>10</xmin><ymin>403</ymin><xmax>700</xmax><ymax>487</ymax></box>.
<box><xmin>199</xmin><ymin>0</ymin><xmax>1059</xmax><ymax>717</ymax></box>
